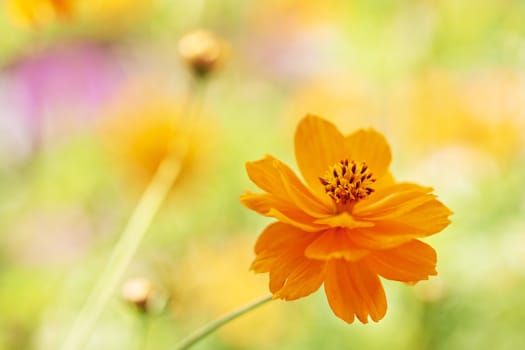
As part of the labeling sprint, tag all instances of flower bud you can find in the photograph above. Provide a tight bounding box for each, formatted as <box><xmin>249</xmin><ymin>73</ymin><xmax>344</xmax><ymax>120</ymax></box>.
<box><xmin>121</xmin><ymin>277</ymin><xmax>154</xmax><ymax>312</ymax></box>
<box><xmin>178</xmin><ymin>29</ymin><xmax>227</xmax><ymax>78</ymax></box>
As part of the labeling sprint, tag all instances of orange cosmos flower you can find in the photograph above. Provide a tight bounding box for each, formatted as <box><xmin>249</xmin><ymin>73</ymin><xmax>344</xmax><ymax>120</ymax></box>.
<box><xmin>241</xmin><ymin>115</ymin><xmax>452</xmax><ymax>324</ymax></box>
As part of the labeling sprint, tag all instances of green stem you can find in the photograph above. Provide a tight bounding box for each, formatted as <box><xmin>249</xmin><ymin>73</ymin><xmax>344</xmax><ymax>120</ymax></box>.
<box><xmin>173</xmin><ymin>294</ymin><xmax>274</xmax><ymax>350</ymax></box>
<box><xmin>60</xmin><ymin>81</ymin><xmax>206</xmax><ymax>350</ymax></box>
<box><xmin>139</xmin><ymin>314</ymin><xmax>152</xmax><ymax>350</ymax></box>
<box><xmin>60</xmin><ymin>154</ymin><xmax>183</xmax><ymax>350</ymax></box>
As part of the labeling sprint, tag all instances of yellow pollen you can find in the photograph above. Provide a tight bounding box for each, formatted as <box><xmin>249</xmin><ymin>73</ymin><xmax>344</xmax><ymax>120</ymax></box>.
<box><xmin>319</xmin><ymin>159</ymin><xmax>376</xmax><ymax>204</ymax></box>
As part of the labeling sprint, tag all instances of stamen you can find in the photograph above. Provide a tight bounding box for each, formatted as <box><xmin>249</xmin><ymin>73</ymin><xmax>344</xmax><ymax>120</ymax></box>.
<box><xmin>319</xmin><ymin>160</ymin><xmax>377</xmax><ymax>204</ymax></box>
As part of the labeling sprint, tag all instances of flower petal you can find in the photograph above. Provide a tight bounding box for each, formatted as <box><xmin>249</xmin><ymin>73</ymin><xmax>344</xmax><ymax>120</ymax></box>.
<box><xmin>241</xmin><ymin>193</ymin><xmax>322</xmax><ymax>232</ymax></box>
<box><xmin>350</xmin><ymin>207</ymin><xmax>450</xmax><ymax>250</ymax></box>
<box><xmin>267</xmin><ymin>208</ymin><xmax>325</xmax><ymax>232</ymax></box>
<box><xmin>294</xmin><ymin>115</ymin><xmax>347</xmax><ymax>204</ymax></box>
<box><xmin>245</xmin><ymin>155</ymin><xmax>331</xmax><ymax>217</ymax></box>
<box><xmin>305</xmin><ymin>228</ymin><xmax>370</xmax><ymax>261</ymax></box>
<box><xmin>374</xmin><ymin>171</ymin><xmax>395</xmax><ymax>191</ymax></box>
<box><xmin>353</xmin><ymin>183</ymin><xmax>436</xmax><ymax>220</ymax></box>
<box><xmin>349</xmin><ymin>223</ymin><xmax>428</xmax><ymax>250</ymax></box>
<box><xmin>351</xmin><ymin>183</ymin><xmax>452</xmax><ymax>248</ymax></box>
<box><xmin>344</xmin><ymin>129</ymin><xmax>392</xmax><ymax>179</ymax></box>
<box><xmin>314</xmin><ymin>212</ymin><xmax>374</xmax><ymax>229</ymax></box>
<box><xmin>365</xmin><ymin>240</ymin><xmax>437</xmax><ymax>283</ymax></box>
<box><xmin>274</xmin><ymin>159</ymin><xmax>332</xmax><ymax>217</ymax></box>
<box><xmin>251</xmin><ymin>223</ymin><xmax>324</xmax><ymax>299</ymax></box>
<box><xmin>390</xmin><ymin>199</ymin><xmax>452</xmax><ymax>234</ymax></box>
<box><xmin>324</xmin><ymin>260</ymin><xmax>387</xmax><ymax>323</ymax></box>
<box><xmin>273</xmin><ymin>259</ymin><xmax>326</xmax><ymax>301</ymax></box>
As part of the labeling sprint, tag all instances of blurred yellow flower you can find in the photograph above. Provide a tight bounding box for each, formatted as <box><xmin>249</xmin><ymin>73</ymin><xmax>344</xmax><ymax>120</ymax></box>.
<box><xmin>242</xmin><ymin>115</ymin><xmax>452</xmax><ymax>323</ymax></box>
<box><xmin>78</xmin><ymin>0</ymin><xmax>150</xmax><ymax>30</ymax></box>
<box><xmin>6</xmin><ymin>0</ymin><xmax>150</xmax><ymax>31</ymax></box>
<box><xmin>100</xmin><ymin>86</ymin><xmax>203</xmax><ymax>188</ymax></box>
<box><xmin>5</xmin><ymin>0</ymin><xmax>74</xmax><ymax>29</ymax></box>
<box><xmin>248</xmin><ymin>0</ymin><xmax>347</xmax><ymax>27</ymax></box>
<box><xmin>391</xmin><ymin>71</ymin><xmax>525</xmax><ymax>163</ymax></box>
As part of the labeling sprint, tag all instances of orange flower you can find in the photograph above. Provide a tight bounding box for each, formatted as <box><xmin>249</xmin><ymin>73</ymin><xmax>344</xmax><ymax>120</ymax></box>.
<box><xmin>241</xmin><ymin>115</ymin><xmax>452</xmax><ymax>324</ymax></box>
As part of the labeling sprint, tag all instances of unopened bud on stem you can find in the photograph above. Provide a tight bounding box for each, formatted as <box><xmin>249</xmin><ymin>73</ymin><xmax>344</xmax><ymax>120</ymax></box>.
<box><xmin>121</xmin><ymin>277</ymin><xmax>154</xmax><ymax>313</ymax></box>
<box><xmin>178</xmin><ymin>29</ymin><xmax>228</xmax><ymax>78</ymax></box>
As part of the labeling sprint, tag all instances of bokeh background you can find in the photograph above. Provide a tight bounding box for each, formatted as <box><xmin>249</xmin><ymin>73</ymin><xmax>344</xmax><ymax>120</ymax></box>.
<box><xmin>1</xmin><ymin>1</ymin><xmax>525</xmax><ymax>349</ymax></box>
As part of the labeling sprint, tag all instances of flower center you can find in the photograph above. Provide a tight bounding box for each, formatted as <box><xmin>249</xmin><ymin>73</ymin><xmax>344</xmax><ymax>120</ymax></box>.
<box><xmin>319</xmin><ymin>159</ymin><xmax>376</xmax><ymax>204</ymax></box>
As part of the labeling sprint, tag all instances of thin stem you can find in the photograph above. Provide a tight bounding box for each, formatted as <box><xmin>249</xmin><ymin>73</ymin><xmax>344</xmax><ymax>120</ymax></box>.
<box><xmin>173</xmin><ymin>294</ymin><xmax>274</xmax><ymax>350</ymax></box>
<box><xmin>60</xmin><ymin>154</ymin><xmax>183</xmax><ymax>350</ymax></box>
<box><xmin>60</xmin><ymin>82</ymin><xmax>206</xmax><ymax>350</ymax></box>
<box><xmin>139</xmin><ymin>314</ymin><xmax>152</xmax><ymax>350</ymax></box>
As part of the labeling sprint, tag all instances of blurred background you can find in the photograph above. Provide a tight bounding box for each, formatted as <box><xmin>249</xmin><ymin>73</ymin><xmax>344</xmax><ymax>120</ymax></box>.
<box><xmin>1</xmin><ymin>0</ymin><xmax>525</xmax><ymax>349</ymax></box>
